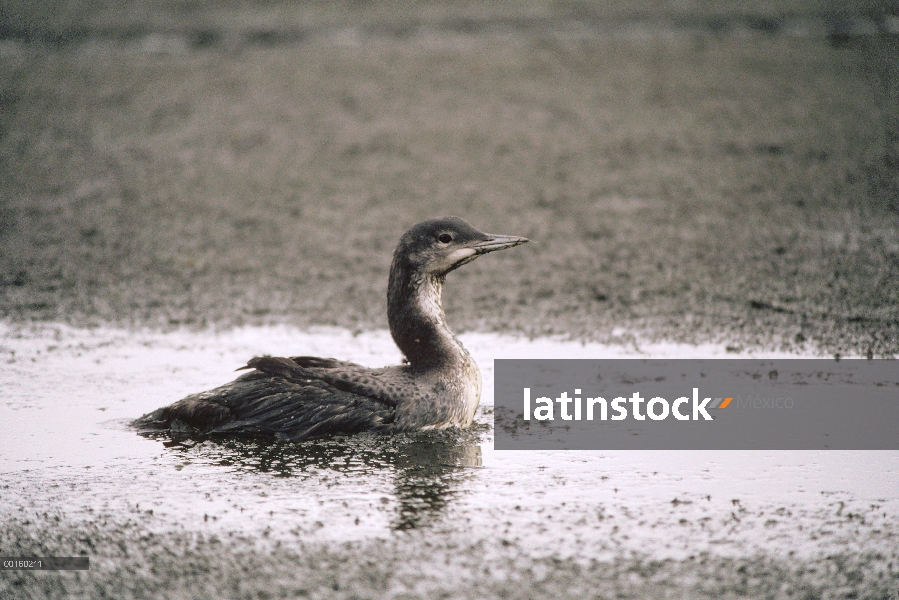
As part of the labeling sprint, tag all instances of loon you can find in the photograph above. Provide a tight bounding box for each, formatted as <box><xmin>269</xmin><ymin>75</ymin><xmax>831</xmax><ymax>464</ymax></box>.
<box><xmin>134</xmin><ymin>217</ymin><xmax>528</xmax><ymax>440</ymax></box>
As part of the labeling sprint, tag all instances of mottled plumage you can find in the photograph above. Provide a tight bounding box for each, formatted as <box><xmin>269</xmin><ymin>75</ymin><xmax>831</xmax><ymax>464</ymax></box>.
<box><xmin>134</xmin><ymin>217</ymin><xmax>528</xmax><ymax>441</ymax></box>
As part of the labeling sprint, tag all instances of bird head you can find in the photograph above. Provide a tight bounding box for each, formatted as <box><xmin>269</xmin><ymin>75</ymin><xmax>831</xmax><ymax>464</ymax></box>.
<box><xmin>392</xmin><ymin>216</ymin><xmax>529</xmax><ymax>278</ymax></box>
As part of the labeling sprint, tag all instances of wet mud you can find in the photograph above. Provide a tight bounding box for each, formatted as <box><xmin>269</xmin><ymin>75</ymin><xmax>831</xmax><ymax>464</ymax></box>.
<box><xmin>1</xmin><ymin>3</ymin><xmax>898</xmax><ymax>356</ymax></box>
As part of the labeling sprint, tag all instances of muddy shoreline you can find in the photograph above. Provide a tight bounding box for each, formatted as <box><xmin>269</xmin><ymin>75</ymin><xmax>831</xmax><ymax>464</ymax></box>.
<box><xmin>3</xmin><ymin>514</ymin><xmax>894</xmax><ymax>599</ymax></box>
<box><xmin>1</xmin><ymin>8</ymin><xmax>898</xmax><ymax>356</ymax></box>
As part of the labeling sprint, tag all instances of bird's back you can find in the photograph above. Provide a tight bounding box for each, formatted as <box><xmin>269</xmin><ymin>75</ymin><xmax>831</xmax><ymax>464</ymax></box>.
<box><xmin>134</xmin><ymin>369</ymin><xmax>396</xmax><ymax>441</ymax></box>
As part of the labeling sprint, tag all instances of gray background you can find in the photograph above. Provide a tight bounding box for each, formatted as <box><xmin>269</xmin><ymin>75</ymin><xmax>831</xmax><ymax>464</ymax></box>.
<box><xmin>1</xmin><ymin>0</ymin><xmax>898</xmax><ymax>356</ymax></box>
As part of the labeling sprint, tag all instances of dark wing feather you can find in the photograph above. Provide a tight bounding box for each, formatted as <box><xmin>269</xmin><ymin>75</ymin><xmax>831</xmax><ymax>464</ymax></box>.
<box><xmin>133</xmin><ymin>370</ymin><xmax>395</xmax><ymax>441</ymax></box>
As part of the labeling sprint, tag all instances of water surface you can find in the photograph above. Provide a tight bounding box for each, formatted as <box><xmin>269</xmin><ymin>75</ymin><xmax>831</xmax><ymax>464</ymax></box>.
<box><xmin>2</xmin><ymin>322</ymin><xmax>896</xmax><ymax>569</ymax></box>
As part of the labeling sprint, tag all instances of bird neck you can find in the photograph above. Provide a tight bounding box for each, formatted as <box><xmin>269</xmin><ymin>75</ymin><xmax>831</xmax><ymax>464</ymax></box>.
<box><xmin>387</xmin><ymin>265</ymin><xmax>469</xmax><ymax>370</ymax></box>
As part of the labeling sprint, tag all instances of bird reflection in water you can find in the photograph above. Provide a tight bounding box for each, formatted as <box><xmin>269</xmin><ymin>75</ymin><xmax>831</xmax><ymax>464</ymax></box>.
<box><xmin>139</xmin><ymin>422</ymin><xmax>486</xmax><ymax>531</ymax></box>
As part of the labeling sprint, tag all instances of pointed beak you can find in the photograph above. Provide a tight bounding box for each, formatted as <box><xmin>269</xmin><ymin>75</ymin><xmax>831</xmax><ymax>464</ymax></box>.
<box><xmin>471</xmin><ymin>234</ymin><xmax>530</xmax><ymax>255</ymax></box>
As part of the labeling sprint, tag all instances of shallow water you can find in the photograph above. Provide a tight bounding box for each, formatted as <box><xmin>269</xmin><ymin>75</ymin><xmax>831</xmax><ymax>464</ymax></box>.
<box><xmin>1</xmin><ymin>322</ymin><xmax>897</xmax><ymax>566</ymax></box>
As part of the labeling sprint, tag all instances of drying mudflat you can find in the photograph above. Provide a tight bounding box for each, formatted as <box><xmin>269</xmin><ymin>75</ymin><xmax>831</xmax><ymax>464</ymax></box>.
<box><xmin>1</xmin><ymin>2</ymin><xmax>897</xmax><ymax>356</ymax></box>
<box><xmin>1</xmin><ymin>1</ymin><xmax>898</xmax><ymax>598</ymax></box>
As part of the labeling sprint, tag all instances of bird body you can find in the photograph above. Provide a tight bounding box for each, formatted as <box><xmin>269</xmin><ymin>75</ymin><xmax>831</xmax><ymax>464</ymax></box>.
<box><xmin>134</xmin><ymin>217</ymin><xmax>527</xmax><ymax>440</ymax></box>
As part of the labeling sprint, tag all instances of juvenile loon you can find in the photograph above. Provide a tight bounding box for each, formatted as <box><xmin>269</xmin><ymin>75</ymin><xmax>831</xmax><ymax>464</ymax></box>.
<box><xmin>134</xmin><ymin>217</ymin><xmax>528</xmax><ymax>440</ymax></box>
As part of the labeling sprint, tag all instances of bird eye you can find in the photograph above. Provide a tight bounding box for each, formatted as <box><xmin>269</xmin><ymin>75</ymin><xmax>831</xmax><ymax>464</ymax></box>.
<box><xmin>438</xmin><ymin>233</ymin><xmax>453</xmax><ymax>244</ymax></box>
